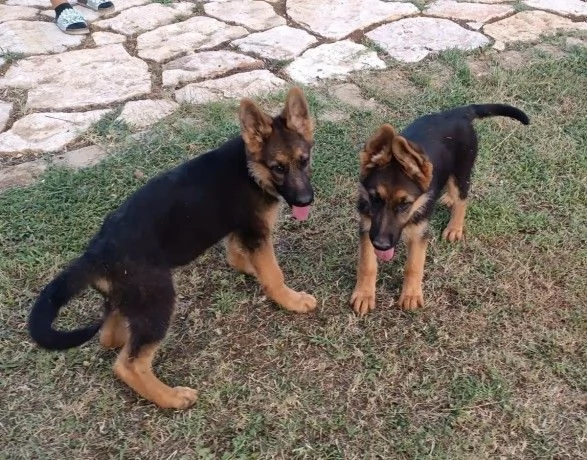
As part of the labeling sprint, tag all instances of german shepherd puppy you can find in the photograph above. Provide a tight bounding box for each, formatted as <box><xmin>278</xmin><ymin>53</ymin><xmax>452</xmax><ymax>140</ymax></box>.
<box><xmin>351</xmin><ymin>104</ymin><xmax>529</xmax><ymax>315</ymax></box>
<box><xmin>28</xmin><ymin>87</ymin><xmax>317</xmax><ymax>409</ymax></box>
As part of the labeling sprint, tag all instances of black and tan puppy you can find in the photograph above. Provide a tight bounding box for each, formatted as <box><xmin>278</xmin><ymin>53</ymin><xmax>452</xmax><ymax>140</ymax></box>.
<box><xmin>351</xmin><ymin>104</ymin><xmax>529</xmax><ymax>315</ymax></box>
<box><xmin>28</xmin><ymin>87</ymin><xmax>316</xmax><ymax>409</ymax></box>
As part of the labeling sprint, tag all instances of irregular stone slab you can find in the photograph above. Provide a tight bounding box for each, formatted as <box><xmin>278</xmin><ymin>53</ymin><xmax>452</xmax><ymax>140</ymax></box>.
<box><xmin>366</xmin><ymin>18</ymin><xmax>490</xmax><ymax>63</ymax></box>
<box><xmin>205</xmin><ymin>0</ymin><xmax>280</xmax><ymax>2</ymax></box>
<box><xmin>467</xmin><ymin>22</ymin><xmax>484</xmax><ymax>30</ymax></box>
<box><xmin>40</xmin><ymin>0</ymin><xmax>147</xmax><ymax>16</ymax></box>
<box><xmin>285</xmin><ymin>40</ymin><xmax>386</xmax><ymax>85</ymax></box>
<box><xmin>484</xmin><ymin>11</ymin><xmax>587</xmax><ymax>45</ymax></box>
<box><xmin>53</xmin><ymin>145</ymin><xmax>108</xmax><ymax>169</ymax></box>
<box><xmin>232</xmin><ymin>25</ymin><xmax>318</xmax><ymax>60</ymax></box>
<box><xmin>0</xmin><ymin>4</ymin><xmax>39</xmax><ymax>22</ymax></box>
<box><xmin>6</xmin><ymin>0</ymin><xmax>48</xmax><ymax>7</ymax></box>
<box><xmin>163</xmin><ymin>51</ymin><xmax>263</xmax><ymax>88</ymax></box>
<box><xmin>0</xmin><ymin>110</ymin><xmax>110</xmax><ymax>154</ymax></box>
<box><xmin>116</xmin><ymin>99</ymin><xmax>179</xmax><ymax>129</ymax></box>
<box><xmin>0</xmin><ymin>160</ymin><xmax>47</xmax><ymax>192</ymax></box>
<box><xmin>492</xmin><ymin>40</ymin><xmax>506</xmax><ymax>51</ymax></box>
<box><xmin>524</xmin><ymin>0</ymin><xmax>587</xmax><ymax>18</ymax></box>
<box><xmin>94</xmin><ymin>2</ymin><xmax>195</xmax><ymax>35</ymax></box>
<box><xmin>204</xmin><ymin>0</ymin><xmax>280</xmax><ymax>2</ymax></box>
<box><xmin>425</xmin><ymin>1</ymin><xmax>513</xmax><ymax>23</ymax></box>
<box><xmin>0</xmin><ymin>20</ymin><xmax>84</xmax><ymax>55</ymax></box>
<box><xmin>137</xmin><ymin>16</ymin><xmax>248</xmax><ymax>63</ymax></box>
<box><xmin>204</xmin><ymin>0</ymin><xmax>286</xmax><ymax>31</ymax></box>
<box><xmin>106</xmin><ymin>0</ymin><xmax>151</xmax><ymax>11</ymax></box>
<box><xmin>93</xmin><ymin>31</ymin><xmax>125</xmax><ymax>46</ymax></box>
<box><xmin>329</xmin><ymin>83</ymin><xmax>383</xmax><ymax>111</ymax></box>
<box><xmin>0</xmin><ymin>44</ymin><xmax>151</xmax><ymax>111</ymax></box>
<box><xmin>175</xmin><ymin>70</ymin><xmax>287</xmax><ymax>105</ymax></box>
<box><xmin>0</xmin><ymin>101</ymin><xmax>12</xmax><ymax>132</ymax></box>
<box><xmin>287</xmin><ymin>0</ymin><xmax>418</xmax><ymax>40</ymax></box>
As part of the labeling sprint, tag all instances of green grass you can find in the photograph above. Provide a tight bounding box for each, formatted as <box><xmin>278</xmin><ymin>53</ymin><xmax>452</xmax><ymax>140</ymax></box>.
<box><xmin>0</xmin><ymin>49</ymin><xmax>25</xmax><ymax>65</ymax></box>
<box><xmin>1</xmin><ymin>44</ymin><xmax>586</xmax><ymax>458</ymax></box>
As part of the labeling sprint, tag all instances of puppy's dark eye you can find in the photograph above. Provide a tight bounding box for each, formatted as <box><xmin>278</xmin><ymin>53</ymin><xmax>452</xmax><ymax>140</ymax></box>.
<box><xmin>271</xmin><ymin>164</ymin><xmax>287</xmax><ymax>174</ymax></box>
<box><xmin>299</xmin><ymin>156</ymin><xmax>310</xmax><ymax>168</ymax></box>
<box><xmin>395</xmin><ymin>201</ymin><xmax>412</xmax><ymax>213</ymax></box>
<box><xmin>369</xmin><ymin>193</ymin><xmax>384</xmax><ymax>206</ymax></box>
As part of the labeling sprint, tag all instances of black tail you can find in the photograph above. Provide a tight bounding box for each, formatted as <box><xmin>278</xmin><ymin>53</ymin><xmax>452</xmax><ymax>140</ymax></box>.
<box><xmin>28</xmin><ymin>255</ymin><xmax>102</xmax><ymax>350</ymax></box>
<box><xmin>469</xmin><ymin>104</ymin><xmax>530</xmax><ymax>125</ymax></box>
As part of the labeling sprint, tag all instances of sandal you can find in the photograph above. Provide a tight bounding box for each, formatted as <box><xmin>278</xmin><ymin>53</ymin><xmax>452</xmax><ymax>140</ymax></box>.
<box><xmin>76</xmin><ymin>0</ymin><xmax>115</xmax><ymax>14</ymax></box>
<box><xmin>55</xmin><ymin>7</ymin><xmax>89</xmax><ymax>35</ymax></box>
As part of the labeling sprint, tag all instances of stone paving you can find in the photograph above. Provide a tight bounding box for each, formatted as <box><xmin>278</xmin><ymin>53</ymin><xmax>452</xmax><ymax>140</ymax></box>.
<box><xmin>0</xmin><ymin>0</ymin><xmax>586</xmax><ymax>189</ymax></box>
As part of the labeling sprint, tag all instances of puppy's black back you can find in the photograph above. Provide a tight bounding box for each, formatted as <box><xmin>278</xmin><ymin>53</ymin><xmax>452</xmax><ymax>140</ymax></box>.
<box><xmin>401</xmin><ymin>104</ymin><xmax>529</xmax><ymax>195</ymax></box>
<box><xmin>92</xmin><ymin>137</ymin><xmax>275</xmax><ymax>269</ymax></box>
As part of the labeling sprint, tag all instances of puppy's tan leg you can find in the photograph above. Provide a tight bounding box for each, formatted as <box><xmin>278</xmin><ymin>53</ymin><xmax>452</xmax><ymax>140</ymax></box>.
<box><xmin>442</xmin><ymin>176</ymin><xmax>467</xmax><ymax>242</ymax></box>
<box><xmin>249</xmin><ymin>239</ymin><xmax>316</xmax><ymax>313</ymax></box>
<box><xmin>398</xmin><ymin>222</ymin><xmax>429</xmax><ymax>310</ymax></box>
<box><xmin>99</xmin><ymin>310</ymin><xmax>129</xmax><ymax>349</ymax></box>
<box><xmin>350</xmin><ymin>231</ymin><xmax>378</xmax><ymax>316</ymax></box>
<box><xmin>225</xmin><ymin>233</ymin><xmax>256</xmax><ymax>276</ymax></box>
<box><xmin>114</xmin><ymin>343</ymin><xmax>198</xmax><ymax>409</ymax></box>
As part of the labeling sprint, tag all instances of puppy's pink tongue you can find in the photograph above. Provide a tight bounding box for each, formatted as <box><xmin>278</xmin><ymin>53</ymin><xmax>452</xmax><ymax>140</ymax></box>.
<box><xmin>374</xmin><ymin>247</ymin><xmax>395</xmax><ymax>262</ymax></box>
<box><xmin>291</xmin><ymin>205</ymin><xmax>311</xmax><ymax>221</ymax></box>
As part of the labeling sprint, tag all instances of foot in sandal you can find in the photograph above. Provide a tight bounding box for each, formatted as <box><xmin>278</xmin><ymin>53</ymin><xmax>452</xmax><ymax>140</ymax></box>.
<box><xmin>76</xmin><ymin>0</ymin><xmax>115</xmax><ymax>13</ymax></box>
<box><xmin>55</xmin><ymin>3</ymin><xmax>89</xmax><ymax>35</ymax></box>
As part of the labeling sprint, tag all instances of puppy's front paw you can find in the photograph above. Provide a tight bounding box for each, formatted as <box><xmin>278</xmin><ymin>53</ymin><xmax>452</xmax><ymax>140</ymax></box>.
<box><xmin>442</xmin><ymin>226</ymin><xmax>464</xmax><ymax>242</ymax></box>
<box><xmin>281</xmin><ymin>289</ymin><xmax>317</xmax><ymax>313</ymax></box>
<box><xmin>169</xmin><ymin>386</ymin><xmax>198</xmax><ymax>409</ymax></box>
<box><xmin>350</xmin><ymin>288</ymin><xmax>376</xmax><ymax>316</ymax></box>
<box><xmin>398</xmin><ymin>285</ymin><xmax>424</xmax><ymax>310</ymax></box>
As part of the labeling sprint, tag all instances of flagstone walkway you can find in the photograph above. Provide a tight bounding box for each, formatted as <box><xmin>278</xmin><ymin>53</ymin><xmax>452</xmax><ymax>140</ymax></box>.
<box><xmin>0</xmin><ymin>0</ymin><xmax>585</xmax><ymax>188</ymax></box>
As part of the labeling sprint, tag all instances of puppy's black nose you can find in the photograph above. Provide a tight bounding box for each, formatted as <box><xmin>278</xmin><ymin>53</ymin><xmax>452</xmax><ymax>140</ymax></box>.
<box><xmin>372</xmin><ymin>236</ymin><xmax>392</xmax><ymax>251</ymax></box>
<box><xmin>292</xmin><ymin>190</ymin><xmax>314</xmax><ymax>206</ymax></box>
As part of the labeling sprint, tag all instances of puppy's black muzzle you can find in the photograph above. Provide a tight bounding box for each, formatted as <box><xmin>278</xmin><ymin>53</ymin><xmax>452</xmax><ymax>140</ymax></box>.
<box><xmin>279</xmin><ymin>172</ymin><xmax>314</xmax><ymax>207</ymax></box>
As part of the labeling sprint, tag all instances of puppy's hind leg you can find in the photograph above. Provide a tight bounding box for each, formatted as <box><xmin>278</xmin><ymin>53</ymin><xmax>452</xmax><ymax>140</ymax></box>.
<box><xmin>95</xmin><ymin>281</ymin><xmax>128</xmax><ymax>349</ymax></box>
<box><xmin>442</xmin><ymin>176</ymin><xmax>468</xmax><ymax>242</ymax></box>
<box><xmin>113</xmin><ymin>268</ymin><xmax>197</xmax><ymax>409</ymax></box>
<box><xmin>114</xmin><ymin>341</ymin><xmax>198</xmax><ymax>409</ymax></box>
<box><xmin>99</xmin><ymin>308</ymin><xmax>129</xmax><ymax>349</ymax></box>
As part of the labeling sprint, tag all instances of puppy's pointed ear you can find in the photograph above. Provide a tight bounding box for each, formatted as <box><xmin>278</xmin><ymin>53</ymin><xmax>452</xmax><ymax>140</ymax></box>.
<box><xmin>240</xmin><ymin>98</ymin><xmax>273</xmax><ymax>159</ymax></box>
<box><xmin>391</xmin><ymin>136</ymin><xmax>433</xmax><ymax>191</ymax></box>
<box><xmin>360</xmin><ymin>124</ymin><xmax>396</xmax><ymax>175</ymax></box>
<box><xmin>281</xmin><ymin>87</ymin><xmax>314</xmax><ymax>142</ymax></box>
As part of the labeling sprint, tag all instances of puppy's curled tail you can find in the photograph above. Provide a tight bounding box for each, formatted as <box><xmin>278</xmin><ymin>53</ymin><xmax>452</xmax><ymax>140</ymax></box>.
<box><xmin>470</xmin><ymin>104</ymin><xmax>530</xmax><ymax>125</ymax></box>
<box><xmin>28</xmin><ymin>255</ymin><xmax>103</xmax><ymax>350</ymax></box>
